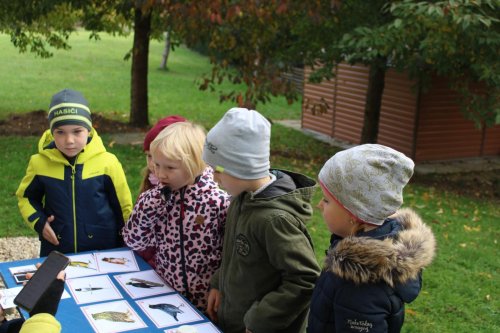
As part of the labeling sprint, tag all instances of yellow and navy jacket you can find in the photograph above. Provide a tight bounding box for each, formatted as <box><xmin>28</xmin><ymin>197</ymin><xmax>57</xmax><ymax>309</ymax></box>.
<box><xmin>16</xmin><ymin>128</ymin><xmax>133</xmax><ymax>256</ymax></box>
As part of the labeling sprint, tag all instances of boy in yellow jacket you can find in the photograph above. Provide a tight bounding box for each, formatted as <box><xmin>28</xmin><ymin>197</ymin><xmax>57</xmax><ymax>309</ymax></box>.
<box><xmin>16</xmin><ymin>89</ymin><xmax>132</xmax><ymax>256</ymax></box>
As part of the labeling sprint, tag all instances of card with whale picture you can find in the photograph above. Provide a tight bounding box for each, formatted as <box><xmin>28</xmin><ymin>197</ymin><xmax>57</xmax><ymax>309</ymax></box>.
<box><xmin>136</xmin><ymin>294</ymin><xmax>203</xmax><ymax>328</ymax></box>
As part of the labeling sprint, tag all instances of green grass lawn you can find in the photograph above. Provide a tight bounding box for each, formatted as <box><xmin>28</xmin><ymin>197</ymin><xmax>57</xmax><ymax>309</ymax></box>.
<box><xmin>0</xmin><ymin>32</ymin><xmax>498</xmax><ymax>332</ymax></box>
<box><xmin>0</xmin><ymin>31</ymin><xmax>298</xmax><ymax>128</ymax></box>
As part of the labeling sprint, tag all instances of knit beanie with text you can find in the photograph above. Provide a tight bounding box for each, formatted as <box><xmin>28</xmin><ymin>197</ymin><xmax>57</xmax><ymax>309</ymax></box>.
<box><xmin>48</xmin><ymin>89</ymin><xmax>92</xmax><ymax>132</ymax></box>
<box><xmin>203</xmin><ymin>107</ymin><xmax>271</xmax><ymax>179</ymax></box>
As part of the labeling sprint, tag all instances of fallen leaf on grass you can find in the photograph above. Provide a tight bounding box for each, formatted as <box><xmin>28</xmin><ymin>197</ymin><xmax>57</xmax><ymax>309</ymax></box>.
<box><xmin>463</xmin><ymin>225</ymin><xmax>481</xmax><ymax>232</ymax></box>
<box><xmin>421</xmin><ymin>192</ymin><xmax>431</xmax><ymax>202</ymax></box>
<box><xmin>405</xmin><ymin>308</ymin><xmax>418</xmax><ymax>316</ymax></box>
<box><xmin>477</xmin><ymin>272</ymin><xmax>493</xmax><ymax>279</ymax></box>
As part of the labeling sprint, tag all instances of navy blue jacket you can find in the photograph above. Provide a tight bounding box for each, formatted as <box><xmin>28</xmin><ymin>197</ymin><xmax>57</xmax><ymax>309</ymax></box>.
<box><xmin>16</xmin><ymin>129</ymin><xmax>133</xmax><ymax>256</ymax></box>
<box><xmin>307</xmin><ymin>209</ymin><xmax>435</xmax><ymax>333</ymax></box>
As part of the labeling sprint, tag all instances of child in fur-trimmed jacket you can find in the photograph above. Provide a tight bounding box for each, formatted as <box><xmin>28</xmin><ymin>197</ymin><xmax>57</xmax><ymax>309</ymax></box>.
<box><xmin>122</xmin><ymin>121</ymin><xmax>230</xmax><ymax>312</ymax></box>
<box><xmin>307</xmin><ymin>144</ymin><xmax>436</xmax><ymax>333</ymax></box>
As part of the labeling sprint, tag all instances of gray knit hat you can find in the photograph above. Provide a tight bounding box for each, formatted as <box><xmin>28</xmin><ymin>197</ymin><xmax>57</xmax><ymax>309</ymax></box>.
<box><xmin>203</xmin><ymin>107</ymin><xmax>271</xmax><ymax>179</ymax></box>
<box><xmin>318</xmin><ymin>144</ymin><xmax>414</xmax><ymax>225</ymax></box>
<box><xmin>48</xmin><ymin>89</ymin><xmax>92</xmax><ymax>132</ymax></box>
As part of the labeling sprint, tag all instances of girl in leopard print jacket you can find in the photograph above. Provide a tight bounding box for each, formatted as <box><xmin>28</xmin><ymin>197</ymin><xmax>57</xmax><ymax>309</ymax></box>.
<box><xmin>122</xmin><ymin>121</ymin><xmax>230</xmax><ymax>312</ymax></box>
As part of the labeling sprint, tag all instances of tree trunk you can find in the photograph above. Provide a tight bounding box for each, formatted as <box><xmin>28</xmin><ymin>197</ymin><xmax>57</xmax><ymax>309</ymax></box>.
<box><xmin>360</xmin><ymin>58</ymin><xmax>386</xmax><ymax>143</ymax></box>
<box><xmin>130</xmin><ymin>6</ymin><xmax>151</xmax><ymax>127</ymax></box>
<box><xmin>160</xmin><ymin>31</ymin><xmax>171</xmax><ymax>70</ymax></box>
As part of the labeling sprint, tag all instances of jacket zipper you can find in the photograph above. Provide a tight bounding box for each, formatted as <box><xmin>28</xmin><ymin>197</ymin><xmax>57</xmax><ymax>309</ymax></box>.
<box><xmin>178</xmin><ymin>187</ymin><xmax>191</xmax><ymax>300</ymax></box>
<box><xmin>71</xmin><ymin>163</ymin><xmax>77</xmax><ymax>253</ymax></box>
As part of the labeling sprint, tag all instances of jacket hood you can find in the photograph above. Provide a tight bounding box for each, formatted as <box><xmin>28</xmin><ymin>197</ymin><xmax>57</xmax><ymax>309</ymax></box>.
<box><xmin>38</xmin><ymin>128</ymin><xmax>106</xmax><ymax>164</ymax></box>
<box><xmin>325</xmin><ymin>208</ymin><xmax>436</xmax><ymax>287</ymax></box>
<box><xmin>241</xmin><ymin>169</ymin><xmax>316</xmax><ymax>223</ymax></box>
<box><xmin>189</xmin><ymin>166</ymin><xmax>219</xmax><ymax>193</ymax></box>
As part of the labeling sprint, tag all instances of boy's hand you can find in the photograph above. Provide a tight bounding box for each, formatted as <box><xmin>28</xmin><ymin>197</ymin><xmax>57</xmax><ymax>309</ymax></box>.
<box><xmin>25</xmin><ymin>263</ymin><xmax>66</xmax><ymax>281</ymax></box>
<box><xmin>26</xmin><ymin>265</ymin><xmax>66</xmax><ymax>317</ymax></box>
<box><xmin>42</xmin><ymin>215</ymin><xmax>59</xmax><ymax>246</ymax></box>
<box><xmin>206</xmin><ymin>288</ymin><xmax>220</xmax><ymax>323</ymax></box>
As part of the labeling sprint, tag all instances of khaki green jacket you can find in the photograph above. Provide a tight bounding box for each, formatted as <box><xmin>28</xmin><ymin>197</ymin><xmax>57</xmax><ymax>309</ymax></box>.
<box><xmin>211</xmin><ymin>170</ymin><xmax>321</xmax><ymax>333</ymax></box>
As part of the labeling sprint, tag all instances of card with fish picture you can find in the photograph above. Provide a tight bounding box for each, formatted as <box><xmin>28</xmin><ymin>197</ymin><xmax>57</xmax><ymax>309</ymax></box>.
<box><xmin>67</xmin><ymin>275</ymin><xmax>122</xmax><ymax>304</ymax></box>
<box><xmin>164</xmin><ymin>321</ymin><xmax>222</xmax><ymax>333</ymax></box>
<box><xmin>8</xmin><ymin>264</ymin><xmax>37</xmax><ymax>284</ymax></box>
<box><xmin>65</xmin><ymin>253</ymin><xmax>100</xmax><ymax>279</ymax></box>
<box><xmin>94</xmin><ymin>250</ymin><xmax>139</xmax><ymax>274</ymax></box>
<box><xmin>113</xmin><ymin>270</ymin><xmax>175</xmax><ymax>299</ymax></box>
<box><xmin>81</xmin><ymin>300</ymin><xmax>147</xmax><ymax>333</ymax></box>
<box><xmin>136</xmin><ymin>294</ymin><xmax>204</xmax><ymax>328</ymax></box>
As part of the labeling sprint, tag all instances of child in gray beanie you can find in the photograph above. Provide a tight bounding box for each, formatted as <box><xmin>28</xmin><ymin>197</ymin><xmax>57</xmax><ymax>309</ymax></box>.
<box><xmin>203</xmin><ymin>107</ymin><xmax>321</xmax><ymax>333</ymax></box>
<box><xmin>307</xmin><ymin>144</ymin><xmax>436</xmax><ymax>333</ymax></box>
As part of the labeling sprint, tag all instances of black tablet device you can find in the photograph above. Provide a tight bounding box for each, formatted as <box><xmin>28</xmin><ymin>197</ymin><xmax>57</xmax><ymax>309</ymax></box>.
<box><xmin>13</xmin><ymin>251</ymin><xmax>70</xmax><ymax>312</ymax></box>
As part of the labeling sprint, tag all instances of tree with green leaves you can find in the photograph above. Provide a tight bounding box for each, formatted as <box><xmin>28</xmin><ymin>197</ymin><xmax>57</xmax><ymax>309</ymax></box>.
<box><xmin>332</xmin><ymin>0</ymin><xmax>500</xmax><ymax>141</ymax></box>
<box><xmin>164</xmin><ymin>0</ymin><xmax>337</xmax><ymax>108</ymax></box>
<box><xmin>2</xmin><ymin>0</ymin><xmax>498</xmax><ymax>136</ymax></box>
<box><xmin>165</xmin><ymin>0</ymin><xmax>499</xmax><ymax>142</ymax></box>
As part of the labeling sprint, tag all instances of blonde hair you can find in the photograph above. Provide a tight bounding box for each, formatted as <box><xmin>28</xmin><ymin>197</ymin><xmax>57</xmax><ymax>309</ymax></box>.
<box><xmin>138</xmin><ymin>166</ymin><xmax>154</xmax><ymax>194</ymax></box>
<box><xmin>150</xmin><ymin>121</ymin><xmax>206</xmax><ymax>182</ymax></box>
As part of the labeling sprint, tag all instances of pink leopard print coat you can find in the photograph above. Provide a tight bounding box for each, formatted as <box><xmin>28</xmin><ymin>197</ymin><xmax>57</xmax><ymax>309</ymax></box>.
<box><xmin>123</xmin><ymin>167</ymin><xmax>229</xmax><ymax>311</ymax></box>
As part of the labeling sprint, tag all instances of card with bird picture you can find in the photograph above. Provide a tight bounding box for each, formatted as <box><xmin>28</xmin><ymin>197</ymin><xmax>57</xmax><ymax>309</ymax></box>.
<box><xmin>113</xmin><ymin>269</ymin><xmax>175</xmax><ymax>299</ymax></box>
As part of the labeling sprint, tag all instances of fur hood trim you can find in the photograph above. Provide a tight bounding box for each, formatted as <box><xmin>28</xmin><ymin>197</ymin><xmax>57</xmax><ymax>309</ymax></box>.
<box><xmin>324</xmin><ymin>208</ymin><xmax>436</xmax><ymax>287</ymax></box>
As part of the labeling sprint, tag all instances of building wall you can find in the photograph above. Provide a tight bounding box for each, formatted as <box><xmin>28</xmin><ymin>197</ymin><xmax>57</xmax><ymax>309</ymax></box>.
<box><xmin>333</xmin><ymin>64</ymin><xmax>366</xmax><ymax>142</ymax></box>
<box><xmin>414</xmin><ymin>76</ymin><xmax>500</xmax><ymax>161</ymax></box>
<box><xmin>302</xmin><ymin>63</ymin><xmax>367</xmax><ymax>143</ymax></box>
<box><xmin>301</xmin><ymin>64</ymin><xmax>500</xmax><ymax>162</ymax></box>
<box><xmin>302</xmin><ymin>64</ymin><xmax>417</xmax><ymax>156</ymax></box>
<box><xmin>302</xmin><ymin>67</ymin><xmax>336</xmax><ymax>137</ymax></box>
<box><xmin>484</xmin><ymin>126</ymin><xmax>500</xmax><ymax>156</ymax></box>
<box><xmin>377</xmin><ymin>69</ymin><xmax>418</xmax><ymax>158</ymax></box>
